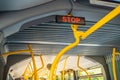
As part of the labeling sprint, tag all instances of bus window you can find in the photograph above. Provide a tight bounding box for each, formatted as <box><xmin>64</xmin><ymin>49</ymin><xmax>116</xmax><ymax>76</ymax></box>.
<box><xmin>77</xmin><ymin>67</ymin><xmax>104</xmax><ymax>80</ymax></box>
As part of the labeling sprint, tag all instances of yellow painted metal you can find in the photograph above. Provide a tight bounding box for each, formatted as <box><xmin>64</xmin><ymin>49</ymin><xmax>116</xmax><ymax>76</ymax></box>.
<box><xmin>49</xmin><ymin>5</ymin><xmax>120</xmax><ymax>80</ymax></box>
<box><xmin>37</xmin><ymin>55</ymin><xmax>44</xmax><ymax>72</ymax></box>
<box><xmin>23</xmin><ymin>62</ymin><xmax>33</xmax><ymax>80</ymax></box>
<box><xmin>77</xmin><ymin>55</ymin><xmax>91</xmax><ymax>80</ymax></box>
<box><xmin>24</xmin><ymin>75</ymin><xmax>28</xmax><ymax>80</ymax></box>
<box><xmin>0</xmin><ymin>50</ymin><xmax>29</xmax><ymax>57</ymax></box>
<box><xmin>49</xmin><ymin>24</ymin><xmax>84</xmax><ymax>80</ymax></box>
<box><xmin>81</xmin><ymin>5</ymin><xmax>120</xmax><ymax>40</ymax></box>
<box><xmin>28</xmin><ymin>64</ymin><xmax>33</xmax><ymax>75</ymax></box>
<box><xmin>62</xmin><ymin>57</ymin><xmax>68</xmax><ymax>80</ymax></box>
<box><xmin>30</xmin><ymin>62</ymin><xmax>33</xmax><ymax>71</ymax></box>
<box><xmin>0</xmin><ymin>44</ymin><xmax>38</xmax><ymax>80</ymax></box>
<box><xmin>54</xmin><ymin>63</ymin><xmax>59</xmax><ymax>80</ymax></box>
<box><xmin>23</xmin><ymin>66</ymin><xmax>29</xmax><ymax>80</ymax></box>
<box><xmin>53</xmin><ymin>69</ymin><xmax>57</xmax><ymax>80</ymax></box>
<box><xmin>112</xmin><ymin>48</ymin><xmax>120</xmax><ymax>80</ymax></box>
<box><xmin>115</xmin><ymin>52</ymin><xmax>120</xmax><ymax>55</ymax></box>
<box><xmin>31</xmin><ymin>55</ymin><xmax>44</xmax><ymax>79</ymax></box>
<box><xmin>112</xmin><ymin>48</ymin><xmax>117</xmax><ymax>80</ymax></box>
<box><xmin>28</xmin><ymin>44</ymin><xmax>38</xmax><ymax>80</ymax></box>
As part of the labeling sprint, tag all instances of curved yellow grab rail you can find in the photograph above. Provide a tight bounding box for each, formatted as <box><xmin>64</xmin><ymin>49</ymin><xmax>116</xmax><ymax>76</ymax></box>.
<box><xmin>77</xmin><ymin>55</ymin><xmax>91</xmax><ymax>80</ymax></box>
<box><xmin>0</xmin><ymin>50</ymin><xmax>30</xmax><ymax>57</ymax></box>
<box><xmin>49</xmin><ymin>24</ymin><xmax>84</xmax><ymax>80</ymax></box>
<box><xmin>62</xmin><ymin>57</ymin><xmax>68</xmax><ymax>80</ymax></box>
<box><xmin>31</xmin><ymin>54</ymin><xmax>44</xmax><ymax>79</ymax></box>
<box><xmin>28</xmin><ymin>44</ymin><xmax>38</xmax><ymax>80</ymax></box>
<box><xmin>0</xmin><ymin>44</ymin><xmax>38</xmax><ymax>80</ymax></box>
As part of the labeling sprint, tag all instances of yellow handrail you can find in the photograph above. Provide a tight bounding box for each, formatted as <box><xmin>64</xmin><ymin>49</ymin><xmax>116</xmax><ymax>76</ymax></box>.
<box><xmin>23</xmin><ymin>65</ymin><xmax>29</xmax><ymax>80</ymax></box>
<box><xmin>49</xmin><ymin>5</ymin><xmax>120</xmax><ymax>80</ymax></box>
<box><xmin>31</xmin><ymin>54</ymin><xmax>44</xmax><ymax>79</ymax></box>
<box><xmin>37</xmin><ymin>54</ymin><xmax>44</xmax><ymax>72</ymax></box>
<box><xmin>0</xmin><ymin>44</ymin><xmax>38</xmax><ymax>80</ymax></box>
<box><xmin>28</xmin><ymin>63</ymin><xmax>33</xmax><ymax>75</ymax></box>
<box><xmin>28</xmin><ymin>44</ymin><xmax>38</xmax><ymax>80</ymax></box>
<box><xmin>0</xmin><ymin>50</ymin><xmax>30</xmax><ymax>57</ymax></box>
<box><xmin>81</xmin><ymin>5</ymin><xmax>120</xmax><ymax>39</ymax></box>
<box><xmin>112</xmin><ymin>48</ymin><xmax>120</xmax><ymax>80</ymax></box>
<box><xmin>49</xmin><ymin>24</ymin><xmax>84</xmax><ymax>80</ymax></box>
<box><xmin>62</xmin><ymin>57</ymin><xmax>68</xmax><ymax>80</ymax></box>
<box><xmin>77</xmin><ymin>55</ymin><xmax>91</xmax><ymax>80</ymax></box>
<box><xmin>53</xmin><ymin>68</ymin><xmax>57</xmax><ymax>80</ymax></box>
<box><xmin>23</xmin><ymin>62</ymin><xmax>33</xmax><ymax>80</ymax></box>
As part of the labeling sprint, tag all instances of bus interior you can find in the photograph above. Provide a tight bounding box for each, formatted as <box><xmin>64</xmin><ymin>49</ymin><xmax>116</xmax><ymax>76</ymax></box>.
<box><xmin>0</xmin><ymin>0</ymin><xmax>120</xmax><ymax>80</ymax></box>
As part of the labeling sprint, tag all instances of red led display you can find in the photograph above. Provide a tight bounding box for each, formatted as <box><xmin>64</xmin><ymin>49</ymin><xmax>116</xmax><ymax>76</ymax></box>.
<box><xmin>56</xmin><ymin>15</ymin><xmax>85</xmax><ymax>25</ymax></box>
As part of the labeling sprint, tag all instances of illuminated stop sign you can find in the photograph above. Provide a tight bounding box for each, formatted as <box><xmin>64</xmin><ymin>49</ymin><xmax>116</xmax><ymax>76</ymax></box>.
<box><xmin>56</xmin><ymin>15</ymin><xmax>85</xmax><ymax>25</ymax></box>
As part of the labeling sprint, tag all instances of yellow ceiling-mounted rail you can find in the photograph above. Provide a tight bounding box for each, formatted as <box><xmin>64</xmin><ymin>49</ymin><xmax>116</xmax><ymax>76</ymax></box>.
<box><xmin>81</xmin><ymin>5</ymin><xmax>120</xmax><ymax>40</ymax></box>
<box><xmin>49</xmin><ymin>5</ymin><xmax>120</xmax><ymax>80</ymax></box>
<box><xmin>77</xmin><ymin>55</ymin><xmax>91</xmax><ymax>80</ymax></box>
<box><xmin>112</xmin><ymin>48</ymin><xmax>120</xmax><ymax>80</ymax></box>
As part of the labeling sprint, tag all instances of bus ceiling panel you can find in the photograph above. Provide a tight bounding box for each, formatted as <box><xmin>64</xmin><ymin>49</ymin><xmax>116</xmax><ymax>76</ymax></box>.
<box><xmin>0</xmin><ymin>0</ymin><xmax>54</xmax><ymax>11</ymax></box>
<box><xmin>73</xmin><ymin>2</ymin><xmax>120</xmax><ymax>25</ymax></box>
<box><xmin>6</xmin><ymin>22</ymin><xmax>120</xmax><ymax>46</ymax></box>
<box><xmin>2</xmin><ymin>10</ymin><xmax>120</xmax><ymax>38</ymax></box>
<box><xmin>0</xmin><ymin>0</ymin><xmax>71</xmax><ymax>31</ymax></box>
<box><xmin>73</xmin><ymin>10</ymin><xmax>120</xmax><ymax>25</ymax></box>
<box><xmin>2</xmin><ymin>15</ymin><xmax>57</xmax><ymax>37</ymax></box>
<box><xmin>5</xmin><ymin>43</ymin><xmax>117</xmax><ymax>55</ymax></box>
<box><xmin>1</xmin><ymin>0</ymin><xmax>120</xmax><ymax>37</ymax></box>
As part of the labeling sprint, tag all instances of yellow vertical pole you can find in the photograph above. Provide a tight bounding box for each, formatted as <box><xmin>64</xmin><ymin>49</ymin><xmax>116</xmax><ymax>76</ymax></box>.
<box><xmin>24</xmin><ymin>68</ymin><xmax>28</xmax><ymax>80</ymax></box>
<box><xmin>28</xmin><ymin>65</ymin><xmax>32</xmax><ymax>76</ymax></box>
<box><xmin>24</xmin><ymin>62</ymin><xmax>32</xmax><ymax>80</ymax></box>
<box><xmin>27</xmin><ymin>63</ymin><xmax>33</xmax><ymax>78</ymax></box>
<box><xmin>77</xmin><ymin>55</ymin><xmax>91</xmax><ymax>80</ymax></box>
<box><xmin>30</xmin><ymin>62</ymin><xmax>33</xmax><ymax>71</ymax></box>
<box><xmin>31</xmin><ymin>55</ymin><xmax>44</xmax><ymax>79</ymax></box>
<box><xmin>112</xmin><ymin>48</ymin><xmax>117</xmax><ymax>80</ymax></box>
<box><xmin>29</xmin><ymin>61</ymin><xmax>34</xmax><ymax>78</ymax></box>
<box><xmin>28</xmin><ymin>44</ymin><xmax>38</xmax><ymax>80</ymax></box>
<box><xmin>49</xmin><ymin>25</ymin><xmax>84</xmax><ymax>80</ymax></box>
<box><xmin>62</xmin><ymin>57</ymin><xmax>68</xmax><ymax>80</ymax></box>
<box><xmin>39</xmin><ymin>55</ymin><xmax>44</xmax><ymax>70</ymax></box>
